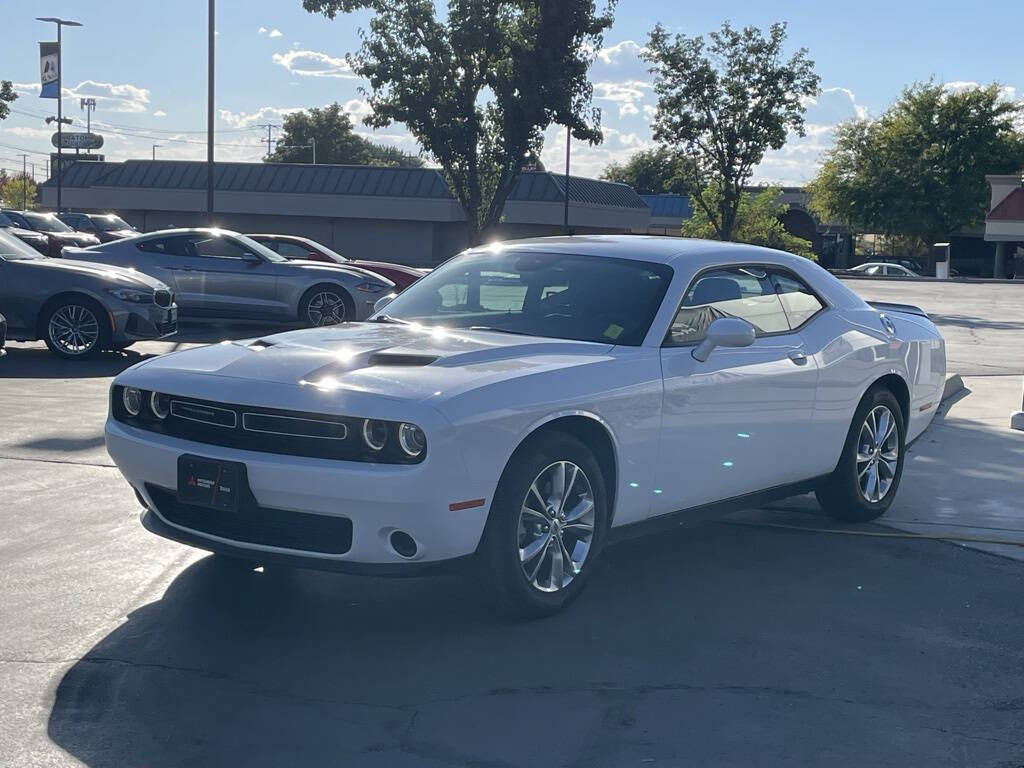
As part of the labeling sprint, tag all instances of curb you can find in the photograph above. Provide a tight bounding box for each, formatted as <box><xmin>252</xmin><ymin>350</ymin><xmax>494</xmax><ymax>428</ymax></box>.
<box><xmin>941</xmin><ymin>373</ymin><xmax>965</xmax><ymax>404</ymax></box>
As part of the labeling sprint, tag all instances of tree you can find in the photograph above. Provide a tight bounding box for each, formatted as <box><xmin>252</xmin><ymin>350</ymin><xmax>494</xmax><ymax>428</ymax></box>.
<box><xmin>301</xmin><ymin>0</ymin><xmax>616</xmax><ymax>244</ymax></box>
<box><xmin>681</xmin><ymin>183</ymin><xmax>813</xmax><ymax>258</ymax></box>
<box><xmin>644</xmin><ymin>22</ymin><xmax>819</xmax><ymax>241</ymax></box>
<box><xmin>600</xmin><ymin>147</ymin><xmax>692</xmax><ymax>195</ymax></box>
<box><xmin>0</xmin><ymin>81</ymin><xmax>16</xmax><ymax>122</ymax></box>
<box><xmin>1</xmin><ymin>174</ymin><xmax>38</xmax><ymax>210</ymax></box>
<box><xmin>807</xmin><ymin>82</ymin><xmax>1024</xmax><ymax>248</ymax></box>
<box><xmin>266</xmin><ymin>103</ymin><xmax>423</xmax><ymax>166</ymax></box>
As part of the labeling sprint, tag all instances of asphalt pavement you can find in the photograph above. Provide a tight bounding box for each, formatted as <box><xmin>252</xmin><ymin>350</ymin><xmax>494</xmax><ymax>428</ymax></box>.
<box><xmin>1</xmin><ymin>283</ymin><xmax>1023</xmax><ymax>766</ymax></box>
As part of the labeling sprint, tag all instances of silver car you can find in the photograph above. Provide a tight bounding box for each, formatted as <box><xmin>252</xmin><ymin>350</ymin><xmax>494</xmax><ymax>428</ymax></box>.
<box><xmin>65</xmin><ymin>228</ymin><xmax>394</xmax><ymax>326</ymax></box>
<box><xmin>0</xmin><ymin>229</ymin><xmax>177</xmax><ymax>359</ymax></box>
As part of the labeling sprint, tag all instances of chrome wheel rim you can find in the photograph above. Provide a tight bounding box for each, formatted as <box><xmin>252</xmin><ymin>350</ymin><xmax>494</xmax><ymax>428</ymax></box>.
<box><xmin>306</xmin><ymin>292</ymin><xmax>346</xmax><ymax>326</ymax></box>
<box><xmin>48</xmin><ymin>304</ymin><xmax>100</xmax><ymax>355</ymax></box>
<box><xmin>857</xmin><ymin>405</ymin><xmax>899</xmax><ymax>503</ymax></box>
<box><xmin>518</xmin><ymin>461</ymin><xmax>596</xmax><ymax>593</ymax></box>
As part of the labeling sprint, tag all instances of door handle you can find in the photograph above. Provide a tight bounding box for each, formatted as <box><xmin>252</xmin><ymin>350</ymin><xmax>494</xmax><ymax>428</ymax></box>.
<box><xmin>788</xmin><ymin>350</ymin><xmax>808</xmax><ymax>366</ymax></box>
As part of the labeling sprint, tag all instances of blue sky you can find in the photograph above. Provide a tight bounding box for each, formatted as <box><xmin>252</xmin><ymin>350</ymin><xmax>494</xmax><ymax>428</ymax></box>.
<box><xmin>2</xmin><ymin>0</ymin><xmax>1021</xmax><ymax>186</ymax></box>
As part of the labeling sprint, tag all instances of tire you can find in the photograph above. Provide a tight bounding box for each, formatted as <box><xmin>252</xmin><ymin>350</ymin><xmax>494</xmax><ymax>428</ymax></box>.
<box><xmin>480</xmin><ymin>432</ymin><xmax>608</xmax><ymax>618</ymax></box>
<box><xmin>816</xmin><ymin>386</ymin><xmax>906</xmax><ymax>522</ymax></box>
<box><xmin>299</xmin><ymin>285</ymin><xmax>354</xmax><ymax>327</ymax></box>
<box><xmin>42</xmin><ymin>298</ymin><xmax>110</xmax><ymax>360</ymax></box>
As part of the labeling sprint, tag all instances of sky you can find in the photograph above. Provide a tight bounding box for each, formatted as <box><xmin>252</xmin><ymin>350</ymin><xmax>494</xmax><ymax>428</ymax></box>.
<box><xmin>2</xmin><ymin>0</ymin><xmax>1021</xmax><ymax>187</ymax></box>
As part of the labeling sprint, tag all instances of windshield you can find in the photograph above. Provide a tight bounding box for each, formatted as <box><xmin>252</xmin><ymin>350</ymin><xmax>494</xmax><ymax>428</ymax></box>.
<box><xmin>24</xmin><ymin>213</ymin><xmax>73</xmax><ymax>232</ymax></box>
<box><xmin>91</xmin><ymin>215</ymin><xmax>134</xmax><ymax>232</ymax></box>
<box><xmin>0</xmin><ymin>229</ymin><xmax>45</xmax><ymax>260</ymax></box>
<box><xmin>376</xmin><ymin>247</ymin><xmax>673</xmax><ymax>346</ymax></box>
<box><xmin>0</xmin><ymin>213</ymin><xmax>13</xmax><ymax>227</ymax></box>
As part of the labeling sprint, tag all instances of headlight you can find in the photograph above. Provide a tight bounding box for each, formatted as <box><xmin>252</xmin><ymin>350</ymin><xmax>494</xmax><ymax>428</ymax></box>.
<box><xmin>397</xmin><ymin>423</ymin><xmax>426</xmax><ymax>457</ymax></box>
<box><xmin>361</xmin><ymin>419</ymin><xmax>388</xmax><ymax>451</ymax></box>
<box><xmin>355</xmin><ymin>282</ymin><xmax>387</xmax><ymax>293</ymax></box>
<box><xmin>122</xmin><ymin>387</ymin><xmax>143</xmax><ymax>416</ymax></box>
<box><xmin>150</xmin><ymin>392</ymin><xmax>170</xmax><ymax>419</ymax></box>
<box><xmin>107</xmin><ymin>287</ymin><xmax>152</xmax><ymax>303</ymax></box>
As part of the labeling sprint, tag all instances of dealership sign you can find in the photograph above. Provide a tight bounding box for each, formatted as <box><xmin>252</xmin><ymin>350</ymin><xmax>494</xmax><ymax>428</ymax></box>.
<box><xmin>39</xmin><ymin>42</ymin><xmax>59</xmax><ymax>99</ymax></box>
<box><xmin>51</xmin><ymin>132</ymin><xmax>104</xmax><ymax>150</ymax></box>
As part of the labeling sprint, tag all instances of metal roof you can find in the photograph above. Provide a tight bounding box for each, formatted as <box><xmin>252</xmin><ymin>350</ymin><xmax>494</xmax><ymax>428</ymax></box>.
<box><xmin>46</xmin><ymin>160</ymin><xmax>456</xmax><ymax>199</ymax></box>
<box><xmin>508</xmin><ymin>171</ymin><xmax>649</xmax><ymax>209</ymax></box>
<box><xmin>641</xmin><ymin>194</ymin><xmax>693</xmax><ymax>219</ymax></box>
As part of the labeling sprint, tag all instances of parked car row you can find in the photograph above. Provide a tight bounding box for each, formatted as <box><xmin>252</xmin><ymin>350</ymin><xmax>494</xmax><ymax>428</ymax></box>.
<box><xmin>0</xmin><ymin>209</ymin><xmax>428</xmax><ymax>358</ymax></box>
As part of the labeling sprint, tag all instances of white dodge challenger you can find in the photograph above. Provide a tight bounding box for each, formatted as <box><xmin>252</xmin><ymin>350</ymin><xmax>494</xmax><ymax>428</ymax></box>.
<box><xmin>106</xmin><ymin>236</ymin><xmax>946</xmax><ymax>615</ymax></box>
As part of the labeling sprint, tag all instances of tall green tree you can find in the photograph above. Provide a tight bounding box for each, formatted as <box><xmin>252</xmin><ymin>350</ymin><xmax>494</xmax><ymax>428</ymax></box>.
<box><xmin>644</xmin><ymin>22</ymin><xmax>819</xmax><ymax>241</ymax></box>
<box><xmin>1</xmin><ymin>174</ymin><xmax>38</xmax><ymax>210</ymax></box>
<box><xmin>0</xmin><ymin>80</ymin><xmax>17</xmax><ymax>121</ymax></box>
<box><xmin>600</xmin><ymin>147</ymin><xmax>692</xmax><ymax>195</ymax></box>
<box><xmin>682</xmin><ymin>183</ymin><xmax>813</xmax><ymax>258</ymax></box>
<box><xmin>301</xmin><ymin>0</ymin><xmax>616</xmax><ymax>244</ymax></box>
<box><xmin>266</xmin><ymin>103</ymin><xmax>423</xmax><ymax>166</ymax></box>
<box><xmin>807</xmin><ymin>82</ymin><xmax>1024</xmax><ymax>247</ymax></box>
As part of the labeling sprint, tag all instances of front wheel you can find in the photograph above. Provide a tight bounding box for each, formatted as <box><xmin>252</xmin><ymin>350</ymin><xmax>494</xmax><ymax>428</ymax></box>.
<box><xmin>300</xmin><ymin>286</ymin><xmax>353</xmax><ymax>327</ymax></box>
<box><xmin>43</xmin><ymin>299</ymin><xmax>109</xmax><ymax>359</ymax></box>
<box><xmin>480</xmin><ymin>433</ymin><xmax>608</xmax><ymax>618</ymax></box>
<box><xmin>816</xmin><ymin>387</ymin><xmax>906</xmax><ymax>522</ymax></box>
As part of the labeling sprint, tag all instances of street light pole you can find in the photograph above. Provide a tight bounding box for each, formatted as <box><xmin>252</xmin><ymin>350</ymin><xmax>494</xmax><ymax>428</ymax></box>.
<box><xmin>206</xmin><ymin>0</ymin><xmax>215</xmax><ymax>224</ymax></box>
<box><xmin>563</xmin><ymin>128</ymin><xmax>571</xmax><ymax>235</ymax></box>
<box><xmin>37</xmin><ymin>17</ymin><xmax>82</xmax><ymax>212</ymax></box>
<box><xmin>152</xmin><ymin>144</ymin><xmax>161</xmax><ymax>161</ymax></box>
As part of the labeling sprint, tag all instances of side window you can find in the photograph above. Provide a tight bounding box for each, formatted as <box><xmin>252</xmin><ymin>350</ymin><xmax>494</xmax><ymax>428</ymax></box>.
<box><xmin>192</xmin><ymin>236</ymin><xmax>248</xmax><ymax>260</ymax></box>
<box><xmin>666</xmin><ymin>267</ymin><xmax>790</xmax><ymax>345</ymax></box>
<box><xmin>137</xmin><ymin>236</ymin><xmax>191</xmax><ymax>256</ymax></box>
<box><xmin>276</xmin><ymin>241</ymin><xmax>313</xmax><ymax>260</ymax></box>
<box><xmin>768</xmin><ymin>270</ymin><xmax>825</xmax><ymax>329</ymax></box>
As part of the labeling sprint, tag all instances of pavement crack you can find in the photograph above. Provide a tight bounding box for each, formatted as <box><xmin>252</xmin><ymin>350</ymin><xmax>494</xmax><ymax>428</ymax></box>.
<box><xmin>0</xmin><ymin>454</ymin><xmax>116</xmax><ymax>468</ymax></box>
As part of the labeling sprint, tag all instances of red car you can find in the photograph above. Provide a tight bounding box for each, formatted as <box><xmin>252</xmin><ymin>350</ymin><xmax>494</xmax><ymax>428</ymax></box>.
<box><xmin>248</xmin><ymin>234</ymin><xmax>426</xmax><ymax>291</ymax></box>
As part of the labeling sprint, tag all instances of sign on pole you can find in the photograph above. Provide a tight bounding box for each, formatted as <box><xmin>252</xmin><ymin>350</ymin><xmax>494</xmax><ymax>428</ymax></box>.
<box><xmin>39</xmin><ymin>42</ymin><xmax>59</xmax><ymax>99</ymax></box>
<box><xmin>51</xmin><ymin>132</ymin><xmax>104</xmax><ymax>150</ymax></box>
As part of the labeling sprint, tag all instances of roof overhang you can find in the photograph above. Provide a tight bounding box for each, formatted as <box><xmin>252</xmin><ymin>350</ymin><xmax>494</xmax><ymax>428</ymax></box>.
<box><xmin>502</xmin><ymin>199</ymin><xmax>650</xmax><ymax>230</ymax></box>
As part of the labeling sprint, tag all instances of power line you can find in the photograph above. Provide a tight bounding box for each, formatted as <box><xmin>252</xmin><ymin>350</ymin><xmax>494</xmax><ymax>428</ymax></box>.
<box><xmin>9</xmin><ymin>106</ymin><xmax>254</xmax><ymax>134</ymax></box>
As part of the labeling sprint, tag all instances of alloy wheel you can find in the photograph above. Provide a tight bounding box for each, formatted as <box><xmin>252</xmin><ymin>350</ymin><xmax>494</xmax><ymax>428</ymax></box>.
<box><xmin>306</xmin><ymin>292</ymin><xmax>346</xmax><ymax>326</ymax></box>
<box><xmin>517</xmin><ymin>460</ymin><xmax>596</xmax><ymax>593</ymax></box>
<box><xmin>856</xmin><ymin>405</ymin><xmax>899</xmax><ymax>503</ymax></box>
<box><xmin>48</xmin><ymin>304</ymin><xmax>100</xmax><ymax>355</ymax></box>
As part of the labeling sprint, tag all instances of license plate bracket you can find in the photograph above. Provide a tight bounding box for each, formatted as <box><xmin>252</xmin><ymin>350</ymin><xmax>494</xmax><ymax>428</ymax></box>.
<box><xmin>177</xmin><ymin>455</ymin><xmax>248</xmax><ymax>511</ymax></box>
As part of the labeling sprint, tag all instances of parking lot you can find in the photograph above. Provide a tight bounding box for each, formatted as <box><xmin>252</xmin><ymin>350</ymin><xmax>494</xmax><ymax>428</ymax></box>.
<box><xmin>1</xmin><ymin>279</ymin><xmax>1023</xmax><ymax>766</ymax></box>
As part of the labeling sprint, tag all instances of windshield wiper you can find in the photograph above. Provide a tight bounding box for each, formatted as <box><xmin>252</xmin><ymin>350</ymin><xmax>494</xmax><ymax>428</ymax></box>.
<box><xmin>467</xmin><ymin>326</ymin><xmax>536</xmax><ymax>337</ymax></box>
<box><xmin>372</xmin><ymin>314</ymin><xmax>409</xmax><ymax>325</ymax></box>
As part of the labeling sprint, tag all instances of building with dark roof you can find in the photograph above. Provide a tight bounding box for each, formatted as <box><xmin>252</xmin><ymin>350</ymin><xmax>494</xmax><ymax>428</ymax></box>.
<box><xmin>39</xmin><ymin>161</ymin><xmax>653</xmax><ymax>265</ymax></box>
<box><xmin>985</xmin><ymin>175</ymin><xmax>1024</xmax><ymax>278</ymax></box>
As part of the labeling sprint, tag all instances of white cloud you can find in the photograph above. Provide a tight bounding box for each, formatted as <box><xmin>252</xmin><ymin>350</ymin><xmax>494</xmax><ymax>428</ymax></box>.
<box><xmin>272</xmin><ymin>49</ymin><xmax>355</xmax><ymax>79</ymax></box>
<box><xmin>14</xmin><ymin>80</ymin><xmax>152</xmax><ymax>114</ymax></box>
<box><xmin>538</xmin><ymin>124</ymin><xmax>653</xmax><ymax>178</ymax></box>
<box><xmin>258</xmin><ymin>26</ymin><xmax>267</xmax><ymax>34</ymax></box>
<box><xmin>344</xmin><ymin>98</ymin><xmax>373</xmax><ymax>119</ymax></box>
<box><xmin>258</xmin><ymin>26</ymin><xmax>283</xmax><ymax>37</ymax></box>
<box><xmin>153</xmin><ymin>110</ymin><xmax>167</xmax><ymax>118</ymax></box>
<box><xmin>591</xmin><ymin>39</ymin><xmax>646</xmax><ymax>65</ymax></box>
<box><xmin>593</xmin><ymin>79</ymin><xmax>651</xmax><ymax>118</ymax></box>
<box><xmin>218</xmin><ymin>105</ymin><xmax>304</xmax><ymax>129</ymax></box>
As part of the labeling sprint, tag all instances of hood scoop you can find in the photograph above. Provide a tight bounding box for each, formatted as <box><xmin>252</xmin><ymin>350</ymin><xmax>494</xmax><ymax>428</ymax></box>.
<box><xmin>367</xmin><ymin>353</ymin><xmax>439</xmax><ymax>367</ymax></box>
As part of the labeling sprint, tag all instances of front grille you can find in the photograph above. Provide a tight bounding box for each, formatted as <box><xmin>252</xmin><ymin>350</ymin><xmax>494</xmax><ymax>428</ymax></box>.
<box><xmin>146</xmin><ymin>485</ymin><xmax>353</xmax><ymax>555</ymax></box>
<box><xmin>154</xmin><ymin>289</ymin><xmax>173</xmax><ymax>308</ymax></box>
<box><xmin>157</xmin><ymin>317</ymin><xmax>177</xmax><ymax>336</ymax></box>
<box><xmin>112</xmin><ymin>388</ymin><xmax>424</xmax><ymax>464</ymax></box>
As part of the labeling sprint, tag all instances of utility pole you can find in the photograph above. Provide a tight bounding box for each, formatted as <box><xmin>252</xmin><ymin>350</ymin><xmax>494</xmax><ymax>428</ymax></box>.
<box><xmin>80</xmin><ymin>97</ymin><xmax>96</xmax><ymax>133</ymax></box>
<box><xmin>563</xmin><ymin>128</ymin><xmax>571</xmax><ymax>235</ymax></box>
<box><xmin>257</xmin><ymin>123</ymin><xmax>280</xmax><ymax>159</ymax></box>
<box><xmin>206</xmin><ymin>0</ymin><xmax>215</xmax><ymax>224</ymax></box>
<box><xmin>37</xmin><ymin>16</ymin><xmax>82</xmax><ymax>212</ymax></box>
<box><xmin>19</xmin><ymin>154</ymin><xmax>28</xmax><ymax>210</ymax></box>
<box><xmin>152</xmin><ymin>144</ymin><xmax>161</xmax><ymax>161</ymax></box>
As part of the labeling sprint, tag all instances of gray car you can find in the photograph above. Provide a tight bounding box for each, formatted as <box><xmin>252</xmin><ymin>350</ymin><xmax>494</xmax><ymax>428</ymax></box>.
<box><xmin>64</xmin><ymin>228</ymin><xmax>394</xmax><ymax>326</ymax></box>
<box><xmin>0</xmin><ymin>229</ymin><xmax>177</xmax><ymax>359</ymax></box>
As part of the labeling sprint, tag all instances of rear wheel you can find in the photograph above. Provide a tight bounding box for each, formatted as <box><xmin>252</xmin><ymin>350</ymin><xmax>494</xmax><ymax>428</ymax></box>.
<box><xmin>816</xmin><ymin>387</ymin><xmax>905</xmax><ymax>522</ymax></box>
<box><xmin>43</xmin><ymin>298</ymin><xmax>110</xmax><ymax>359</ymax></box>
<box><xmin>481</xmin><ymin>433</ymin><xmax>608</xmax><ymax>617</ymax></box>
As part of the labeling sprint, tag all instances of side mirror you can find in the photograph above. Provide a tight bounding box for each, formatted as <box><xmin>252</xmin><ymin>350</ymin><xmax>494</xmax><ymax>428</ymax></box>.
<box><xmin>373</xmin><ymin>294</ymin><xmax>397</xmax><ymax>314</ymax></box>
<box><xmin>692</xmin><ymin>317</ymin><xmax>756</xmax><ymax>362</ymax></box>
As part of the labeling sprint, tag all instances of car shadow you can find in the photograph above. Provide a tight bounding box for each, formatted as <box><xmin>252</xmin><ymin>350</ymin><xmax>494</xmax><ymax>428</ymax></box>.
<box><xmin>47</xmin><ymin>505</ymin><xmax>1024</xmax><ymax>767</ymax></box>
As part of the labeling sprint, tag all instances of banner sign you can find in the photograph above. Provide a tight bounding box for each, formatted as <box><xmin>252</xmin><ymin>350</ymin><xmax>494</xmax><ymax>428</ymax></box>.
<box><xmin>51</xmin><ymin>132</ymin><xmax>104</xmax><ymax>150</ymax></box>
<box><xmin>39</xmin><ymin>42</ymin><xmax>59</xmax><ymax>99</ymax></box>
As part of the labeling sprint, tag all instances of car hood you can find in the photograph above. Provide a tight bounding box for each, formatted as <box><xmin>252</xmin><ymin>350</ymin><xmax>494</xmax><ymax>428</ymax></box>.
<box><xmin>17</xmin><ymin>257</ymin><xmax>170</xmax><ymax>289</ymax></box>
<box><xmin>46</xmin><ymin>230</ymin><xmax>98</xmax><ymax>243</ymax></box>
<box><xmin>282</xmin><ymin>259</ymin><xmax>395</xmax><ymax>286</ymax></box>
<box><xmin>129</xmin><ymin>323</ymin><xmax>614</xmax><ymax>403</ymax></box>
<box><xmin>5</xmin><ymin>226</ymin><xmax>47</xmax><ymax>240</ymax></box>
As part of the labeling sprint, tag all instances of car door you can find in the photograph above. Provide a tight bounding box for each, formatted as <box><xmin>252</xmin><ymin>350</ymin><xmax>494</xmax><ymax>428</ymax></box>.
<box><xmin>180</xmin><ymin>234</ymin><xmax>283</xmax><ymax>318</ymax></box>
<box><xmin>128</xmin><ymin>236</ymin><xmax>198</xmax><ymax>305</ymax></box>
<box><xmin>652</xmin><ymin>265</ymin><xmax>821</xmax><ymax>515</ymax></box>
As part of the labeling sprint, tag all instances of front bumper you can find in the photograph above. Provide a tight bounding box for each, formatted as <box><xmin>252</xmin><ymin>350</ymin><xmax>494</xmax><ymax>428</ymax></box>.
<box><xmin>110</xmin><ymin>302</ymin><xmax>178</xmax><ymax>343</ymax></box>
<box><xmin>106</xmin><ymin>417</ymin><xmax>493</xmax><ymax>567</ymax></box>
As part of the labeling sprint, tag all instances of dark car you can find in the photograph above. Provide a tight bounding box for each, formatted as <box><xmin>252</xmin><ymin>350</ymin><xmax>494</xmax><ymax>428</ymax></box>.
<box><xmin>0</xmin><ymin>211</ymin><xmax>49</xmax><ymax>254</ymax></box>
<box><xmin>1</xmin><ymin>209</ymin><xmax>100</xmax><ymax>257</ymax></box>
<box><xmin>249</xmin><ymin>233</ymin><xmax>425</xmax><ymax>291</ymax></box>
<box><xmin>57</xmin><ymin>211</ymin><xmax>138</xmax><ymax>243</ymax></box>
<box><xmin>0</xmin><ymin>229</ymin><xmax>177</xmax><ymax>359</ymax></box>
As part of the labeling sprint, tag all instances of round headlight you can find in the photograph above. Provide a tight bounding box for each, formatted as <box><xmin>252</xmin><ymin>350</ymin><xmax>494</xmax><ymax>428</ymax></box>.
<box><xmin>398</xmin><ymin>423</ymin><xmax>426</xmax><ymax>457</ymax></box>
<box><xmin>122</xmin><ymin>387</ymin><xmax>142</xmax><ymax>416</ymax></box>
<box><xmin>362</xmin><ymin>419</ymin><xmax>388</xmax><ymax>451</ymax></box>
<box><xmin>150</xmin><ymin>392</ymin><xmax>170</xmax><ymax>419</ymax></box>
